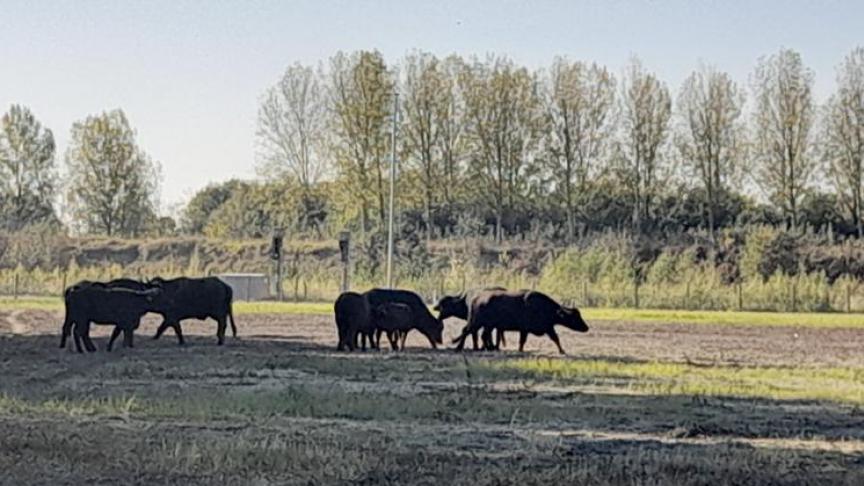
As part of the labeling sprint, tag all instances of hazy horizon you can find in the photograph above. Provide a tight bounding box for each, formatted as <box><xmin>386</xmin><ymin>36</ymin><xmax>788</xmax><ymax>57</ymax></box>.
<box><xmin>2</xmin><ymin>0</ymin><xmax>862</xmax><ymax>212</ymax></box>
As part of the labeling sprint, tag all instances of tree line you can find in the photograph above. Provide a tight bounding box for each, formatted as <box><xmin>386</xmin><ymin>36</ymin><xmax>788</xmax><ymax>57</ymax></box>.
<box><xmin>0</xmin><ymin>107</ymin><xmax>169</xmax><ymax>236</ymax></box>
<box><xmin>3</xmin><ymin>47</ymin><xmax>864</xmax><ymax>242</ymax></box>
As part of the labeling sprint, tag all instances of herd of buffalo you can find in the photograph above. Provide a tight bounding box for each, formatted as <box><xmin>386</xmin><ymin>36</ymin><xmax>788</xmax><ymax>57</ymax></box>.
<box><xmin>58</xmin><ymin>277</ymin><xmax>589</xmax><ymax>354</ymax></box>
<box><xmin>335</xmin><ymin>287</ymin><xmax>589</xmax><ymax>354</ymax></box>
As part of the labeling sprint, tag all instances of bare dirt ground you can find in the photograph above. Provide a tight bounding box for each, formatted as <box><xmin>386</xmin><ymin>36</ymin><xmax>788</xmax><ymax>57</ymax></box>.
<box><xmin>1</xmin><ymin>309</ymin><xmax>863</xmax><ymax>485</ymax></box>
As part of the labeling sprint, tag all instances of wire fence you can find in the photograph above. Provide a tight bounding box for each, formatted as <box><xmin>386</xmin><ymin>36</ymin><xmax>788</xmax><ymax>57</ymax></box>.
<box><xmin>3</xmin><ymin>265</ymin><xmax>864</xmax><ymax>313</ymax></box>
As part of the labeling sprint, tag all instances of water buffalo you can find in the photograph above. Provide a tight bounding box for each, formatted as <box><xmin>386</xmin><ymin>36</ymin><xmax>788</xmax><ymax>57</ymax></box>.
<box><xmin>434</xmin><ymin>287</ymin><xmax>507</xmax><ymax>350</ymax></box>
<box><xmin>150</xmin><ymin>276</ymin><xmax>237</xmax><ymax>345</ymax></box>
<box><xmin>453</xmin><ymin>290</ymin><xmax>589</xmax><ymax>354</ymax></box>
<box><xmin>61</xmin><ymin>284</ymin><xmax>165</xmax><ymax>353</ymax></box>
<box><xmin>60</xmin><ymin>278</ymin><xmax>153</xmax><ymax>350</ymax></box>
<box><xmin>363</xmin><ymin>288</ymin><xmax>443</xmax><ymax>349</ymax></box>
<box><xmin>334</xmin><ymin>291</ymin><xmax>376</xmax><ymax>351</ymax></box>
<box><xmin>371</xmin><ymin>302</ymin><xmax>414</xmax><ymax>350</ymax></box>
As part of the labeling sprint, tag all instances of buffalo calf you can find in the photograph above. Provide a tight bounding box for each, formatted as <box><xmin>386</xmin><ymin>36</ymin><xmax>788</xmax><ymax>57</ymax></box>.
<box><xmin>371</xmin><ymin>302</ymin><xmax>413</xmax><ymax>350</ymax></box>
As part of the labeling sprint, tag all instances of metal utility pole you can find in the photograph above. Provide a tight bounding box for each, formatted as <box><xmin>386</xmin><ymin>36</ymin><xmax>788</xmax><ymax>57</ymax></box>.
<box><xmin>386</xmin><ymin>91</ymin><xmax>399</xmax><ymax>288</ymax></box>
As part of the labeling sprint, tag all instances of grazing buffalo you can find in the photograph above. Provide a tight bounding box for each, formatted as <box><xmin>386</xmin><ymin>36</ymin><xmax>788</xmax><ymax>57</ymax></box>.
<box><xmin>149</xmin><ymin>276</ymin><xmax>237</xmax><ymax>345</ymax></box>
<box><xmin>334</xmin><ymin>291</ymin><xmax>376</xmax><ymax>351</ymax></box>
<box><xmin>453</xmin><ymin>290</ymin><xmax>589</xmax><ymax>354</ymax></box>
<box><xmin>61</xmin><ymin>284</ymin><xmax>165</xmax><ymax>353</ymax></box>
<box><xmin>434</xmin><ymin>287</ymin><xmax>507</xmax><ymax>350</ymax></box>
<box><xmin>363</xmin><ymin>288</ymin><xmax>443</xmax><ymax>349</ymax></box>
<box><xmin>371</xmin><ymin>302</ymin><xmax>414</xmax><ymax>350</ymax></box>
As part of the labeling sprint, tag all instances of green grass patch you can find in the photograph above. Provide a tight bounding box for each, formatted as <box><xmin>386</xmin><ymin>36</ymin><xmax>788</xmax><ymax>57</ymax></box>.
<box><xmin>0</xmin><ymin>393</ymin><xmax>141</xmax><ymax>416</ymax></box>
<box><xmin>482</xmin><ymin>357</ymin><xmax>864</xmax><ymax>405</ymax></box>
<box><xmin>583</xmin><ymin>308</ymin><xmax>864</xmax><ymax>328</ymax></box>
<box><xmin>234</xmin><ymin>301</ymin><xmax>332</xmax><ymax>315</ymax></box>
<box><xmin>0</xmin><ymin>296</ymin><xmax>63</xmax><ymax>311</ymax></box>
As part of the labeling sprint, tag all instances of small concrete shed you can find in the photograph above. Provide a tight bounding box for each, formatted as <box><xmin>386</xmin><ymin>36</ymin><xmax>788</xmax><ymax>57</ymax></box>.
<box><xmin>217</xmin><ymin>273</ymin><xmax>270</xmax><ymax>301</ymax></box>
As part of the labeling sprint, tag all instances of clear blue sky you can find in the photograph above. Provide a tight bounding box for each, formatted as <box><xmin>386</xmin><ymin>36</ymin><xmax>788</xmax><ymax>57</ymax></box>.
<box><xmin>1</xmin><ymin>0</ymin><xmax>861</xmax><ymax>211</ymax></box>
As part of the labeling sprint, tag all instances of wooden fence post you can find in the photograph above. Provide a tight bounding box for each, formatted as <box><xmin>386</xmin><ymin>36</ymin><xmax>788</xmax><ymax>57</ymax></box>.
<box><xmin>847</xmin><ymin>284</ymin><xmax>852</xmax><ymax>313</ymax></box>
<box><xmin>338</xmin><ymin>232</ymin><xmax>351</xmax><ymax>294</ymax></box>
<box><xmin>13</xmin><ymin>273</ymin><xmax>19</xmax><ymax>300</ymax></box>
<box><xmin>633</xmin><ymin>279</ymin><xmax>640</xmax><ymax>309</ymax></box>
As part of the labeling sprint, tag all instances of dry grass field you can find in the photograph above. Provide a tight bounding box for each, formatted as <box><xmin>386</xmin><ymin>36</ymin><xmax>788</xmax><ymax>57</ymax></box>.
<box><xmin>1</xmin><ymin>304</ymin><xmax>864</xmax><ymax>485</ymax></box>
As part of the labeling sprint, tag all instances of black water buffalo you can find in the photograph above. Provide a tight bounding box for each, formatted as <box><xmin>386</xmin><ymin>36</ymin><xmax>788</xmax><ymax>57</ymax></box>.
<box><xmin>60</xmin><ymin>278</ymin><xmax>153</xmax><ymax>351</ymax></box>
<box><xmin>334</xmin><ymin>291</ymin><xmax>376</xmax><ymax>351</ymax></box>
<box><xmin>434</xmin><ymin>287</ymin><xmax>507</xmax><ymax>350</ymax></box>
<box><xmin>453</xmin><ymin>290</ymin><xmax>589</xmax><ymax>354</ymax></box>
<box><xmin>363</xmin><ymin>288</ymin><xmax>443</xmax><ymax>349</ymax></box>
<box><xmin>61</xmin><ymin>284</ymin><xmax>165</xmax><ymax>353</ymax></box>
<box><xmin>149</xmin><ymin>276</ymin><xmax>237</xmax><ymax>345</ymax></box>
<box><xmin>371</xmin><ymin>302</ymin><xmax>414</xmax><ymax>350</ymax></box>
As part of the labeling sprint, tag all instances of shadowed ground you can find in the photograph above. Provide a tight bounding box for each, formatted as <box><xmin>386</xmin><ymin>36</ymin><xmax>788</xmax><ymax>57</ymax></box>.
<box><xmin>0</xmin><ymin>309</ymin><xmax>863</xmax><ymax>485</ymax></box>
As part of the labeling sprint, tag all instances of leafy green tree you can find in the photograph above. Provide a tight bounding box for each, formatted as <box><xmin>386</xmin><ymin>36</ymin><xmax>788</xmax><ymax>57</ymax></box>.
<box><xmin>751</xmin><ymin>48</ymin><xmax>816</xmax><ymax>229</ymax></box>
<box><xmin>181</xmin><ymin>179</ymin><xmax>248</xmax><ymax>234</ymax></box>
<box><xmin>461</xmin><ymin>56</ymin><xmax>543</xmax><ymax>242</ymax></box>
<box><xmin>329</xmin><ymin>50</ymin><xmax>394</xmax><ymax>232</ymax></box>
<box><xmin>257</xmin><ymin>63</ymin><xmax>329</xmax><ymax>232</ymax></box>
<box><xmin>203</xmin><ymin>180</ymin><xmax>302</xmax><ymax>238</ymax></box>
<box><xmin>0</xmin><ymin>105</ymin><xmax>58</xmax><ymax>230</ymax></box>
<box><xmin>675</xmin><ymin>65</ymin><xmax>746</xmax><ymax>241</ymax></box>
<box><xmin>615</xmin><ymin>58</ymin><xmax>672</xmax><ymax>232</ymax></box>
<box><xmin>65</xmin><ymin>109</ymin><xmax>160</xmax><ymax>236</ymax></box>
<box><xmin>822</xmin><ymin>47</ymin><xmax>864</xmax><ymax>236</ymax></box>
<box><xmin>401</xmin><ymin>51</ymin><xmax>448</xmax><ymax>242</ymax></box>
<box><xmin>542</xmin><ymin>58</ymin><xmax>615</xmax><ymax>240</ymax></box>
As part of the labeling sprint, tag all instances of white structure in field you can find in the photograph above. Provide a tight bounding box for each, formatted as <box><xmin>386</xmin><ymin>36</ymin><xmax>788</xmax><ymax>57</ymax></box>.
<box><xmin>217</xmin><ymin>273</ymin><xmax>270</xmax><ymax>301</ymax></box>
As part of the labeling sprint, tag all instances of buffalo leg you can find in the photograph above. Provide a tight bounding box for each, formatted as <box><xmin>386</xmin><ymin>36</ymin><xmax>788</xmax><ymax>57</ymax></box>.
<box><xmin>518</xmin><ymin>331</ymin><xmax>528</xmax><ymax>352</ymax></box>
<box><xmin>386</xmin><ymin>331</ymin><xmax>399</xmax><ymax>350</ymax></box>
<box><xmin>452</xmin><ymin>324</ymin><xmax>476</xmax><ymax>351</ymax></box>
<box><xmin>123</xmin><ymin>326</ymin><xmax>134</xmax><ymax>348</ymax></box>
<box><xmin>481</xmin><ymin>326</ymin><xmax>496</xmax><ymax>351</ymax></box>
<box><xmin>547</xmin><ymin>328</ymin><xmax>566</xmax><ymax>355</ymax></box>
<box><xmin>60</xmin><ymin>317</ymin><xmax>72</xmax><ymax>349</ymax></box>
<box><xmin>498</xmin><ymin>330</ymin><xmax>507</xmax><ymax>349</ymax></box>
<box><xmin>468</xmin><ymin>326</ymin><xmax>479</xmax><ymax>350</ymax></box>
<box><xmin>172</xmin><ymin>323</ymin><xmax>185</xmax><ymax>345</ymax></box>
<box><xmin>153</xmin><ymin>320</ymin><xmax>170</xmax><ymax>340</ymax></box>
<box><xmin>216</xmin><ymin>316</ymin><xmax>227</xmax><ymax>345</ymax></box>
<box><xmin>399</xmin><ymin>331</ymin><xmax>408</xmax><ymax>350</ymax></box>
<box><xmin>107</xmin><ymin>327</ymin><xmax>122</xmax><ymax>351</ymax></box>
<box><xmin>78</xmin><ymin>322</ymin><xmax>96</xmax><ymax>353</ymax></box>
<box><xmin>72</xmin><ymin>322</ymin><xmax>84</xmax><ymax>354</ymax></box>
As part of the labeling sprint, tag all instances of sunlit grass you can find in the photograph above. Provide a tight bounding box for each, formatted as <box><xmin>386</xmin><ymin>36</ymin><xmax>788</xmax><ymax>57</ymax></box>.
<box><xmin>582</xmin><ymin>308</ymin><xmax>864</xmax><ymax>328</ymax></box>
<box><xmin>0</xmin><ymin>393</ymin><xmax>141</xmax><ymax>416</ymax></box>
<box><xmin>0</xmin><ymin>296</ymin><xmax>62</xmax><ymax>311</ymax></box>
<box><xmin>483</xmin><ymin>357</ymin><xmax>864</xmax><ymax>405</ymax></box>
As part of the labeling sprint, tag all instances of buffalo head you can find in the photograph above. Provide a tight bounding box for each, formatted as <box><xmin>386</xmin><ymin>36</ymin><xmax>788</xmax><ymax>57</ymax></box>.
<box><xmin>557</xmin><ymin>306</ymin><xmax>589</xmax><ymax>332</ymax></box>
<box><xmin>433</xmin><ymin>295</ymin><xmax>466</xmax><ymax>321</ymax></box>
